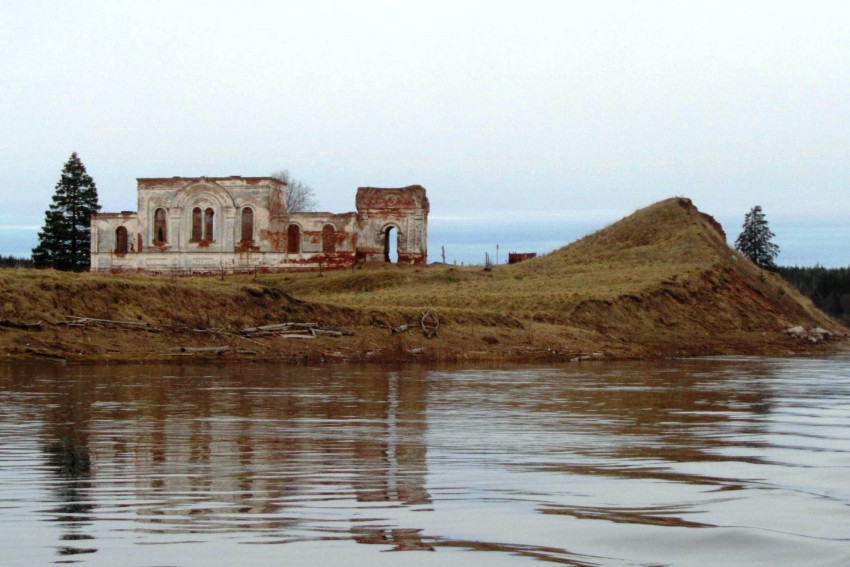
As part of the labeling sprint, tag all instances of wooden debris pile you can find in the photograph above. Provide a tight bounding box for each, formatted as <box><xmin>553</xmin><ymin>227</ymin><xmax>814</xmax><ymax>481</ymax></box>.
<box><xmin>57</xmin><ymin>316</ymin><xmax>162</xmax><ymax>332</ymax></box>
<box><xmin>240</xmin><ymin>322</ymin><xmax>353</xmax><ymax>340</ymax></box>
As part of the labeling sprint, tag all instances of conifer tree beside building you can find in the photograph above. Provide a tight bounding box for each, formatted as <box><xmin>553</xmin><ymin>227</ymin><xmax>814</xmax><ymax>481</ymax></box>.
<box><xmin>32</xmin><ymin>153</ymin><xmax>101</xmax><ymax>271</ymax></box>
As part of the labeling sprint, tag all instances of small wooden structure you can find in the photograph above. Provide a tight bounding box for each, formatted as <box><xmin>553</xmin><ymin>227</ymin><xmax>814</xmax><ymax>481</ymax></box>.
<box><xmin>421</xmin><ymin>311</ymin><xmax>439</xmax><ymax>338</ymax></box>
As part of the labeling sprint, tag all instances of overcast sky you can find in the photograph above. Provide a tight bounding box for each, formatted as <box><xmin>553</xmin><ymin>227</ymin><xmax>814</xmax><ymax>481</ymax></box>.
<box><xmin>2</xmin><ymin>1</ymin><xmax>849</xmax><ymax>263</ymax></box>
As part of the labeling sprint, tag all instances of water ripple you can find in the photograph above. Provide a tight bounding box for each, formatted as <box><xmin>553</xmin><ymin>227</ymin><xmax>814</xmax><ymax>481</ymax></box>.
<box><xmin>1</xmin><ymin>357</ymin><xmax>849</xmax><ymax>566</ymax></box>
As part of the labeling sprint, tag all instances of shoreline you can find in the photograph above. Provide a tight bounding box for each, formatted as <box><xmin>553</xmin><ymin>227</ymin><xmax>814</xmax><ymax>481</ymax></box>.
<box><xmin>4</xmin><ymin>199</ymin><xmax>848</xmax><ymax>365</ymax></box>
<box><xmin>3</xmin><ymin>317</ymin><xmax>847</xmax><ymax>366</ymax></box>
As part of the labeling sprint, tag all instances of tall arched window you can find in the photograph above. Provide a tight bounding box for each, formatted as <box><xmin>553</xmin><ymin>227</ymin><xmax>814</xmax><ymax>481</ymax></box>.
<box><xmin>191</xmin><ymin>207</ymin><xmax>203</xmax><ymax>242</ymax></box>
<box><xmin>241</xmin><ymin>208</ymin><xmax>254</xmax><ymax>242</ymax></box>
<box><xmin>287</xmin><ymin>224</ymin><xmax>301</xmax><ymax>254</ymax></box>
<box><xmin>204</xmin><ymin>208</ymin><xmax>215</xmax><ymax>242</ymax></box>
<box><xmin>154</xmin><ymin>208</ymin><xmax>167</xmax><ymax>243</ymax></box>
<box><xmin>322</xmin><ymin>224</ymin><xmax>336</xmax><ymax>253</ymax></box>
<box><xmin>191</xmin><ymin>207</ymin><xmax>215</xmax><ymax>242</ymax></box>
<box><xmin>115</xmin><ymin>226</ymin><xmax>128</xmax><ymax>254</ymax></box>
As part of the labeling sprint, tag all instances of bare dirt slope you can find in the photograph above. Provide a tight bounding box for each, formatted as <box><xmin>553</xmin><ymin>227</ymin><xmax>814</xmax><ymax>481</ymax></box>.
<box><xmin>1</xmin><ymin>198</ymin><xmax>845</xmax><ymax>363</ymax></box>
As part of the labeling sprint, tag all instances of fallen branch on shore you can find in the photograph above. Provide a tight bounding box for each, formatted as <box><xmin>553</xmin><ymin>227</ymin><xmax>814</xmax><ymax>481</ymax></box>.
<box><xmin>1</xmin><ymin>319</ymin><xmax>44</xmax><ymax>331</ymax></box>
<box><xmin>181</xmin><ymin>346</ymin><xmax>231</xmax><ymax>354</ymax></box>
<box><xmin>240</xmin><ymin>322</ymin><xmax>352</xmax><ymax>339</ymax></box>
<box><xmin>190</xmin><ymin>327</ymin><xmax>272</xmax><ymax>349</ymax></box>
<box><xmin>58</xmin><ymin>316</ymin><xmax>162</xmax><ymax>332</ymax></box>
<box><xmin>173</xmin><ymin>346</ymin><xmax>258</xmax><ymax>356</ymax></box>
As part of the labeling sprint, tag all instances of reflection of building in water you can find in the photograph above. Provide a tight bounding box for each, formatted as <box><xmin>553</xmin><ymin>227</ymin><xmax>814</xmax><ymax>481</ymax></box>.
<box><xmin>28</xmin><ymin>365</ymin><xmax>431</xmax><ymax>541</ymax></box>
<box><xmin>1</xmin><ymin>360</ymin><xmax>783</xmax><ymax>555</ymax></box>
<box><xmin>350</xmin><ymin>372</ymin><xmax>430</xmax><ymax>506</ymax></box>
<box><xmin>352</xmin><ymin>526</ymin><xmax>435</xmax><ymax>552</ymax></box>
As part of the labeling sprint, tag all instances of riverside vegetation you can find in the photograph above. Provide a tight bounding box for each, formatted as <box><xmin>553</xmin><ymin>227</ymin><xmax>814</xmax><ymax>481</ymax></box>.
<box><xmin>1</xmin><ymin>198</ymin><xmax>846</xmax><ymax>363</ymax></box>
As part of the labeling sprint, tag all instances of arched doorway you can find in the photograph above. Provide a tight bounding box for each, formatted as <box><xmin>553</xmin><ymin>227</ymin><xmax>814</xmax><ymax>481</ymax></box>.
<box><xmin>384</xmin><ymin>226</ymin><xmax>398</xmax><ymax>263</ymax></box>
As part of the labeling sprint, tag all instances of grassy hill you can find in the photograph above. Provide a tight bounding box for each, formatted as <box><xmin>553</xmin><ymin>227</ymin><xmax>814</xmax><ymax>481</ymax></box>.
<box><xmin>1</xmin><ymin>198</ymin><xmax>844</xmax><ymax>362</ymax></box>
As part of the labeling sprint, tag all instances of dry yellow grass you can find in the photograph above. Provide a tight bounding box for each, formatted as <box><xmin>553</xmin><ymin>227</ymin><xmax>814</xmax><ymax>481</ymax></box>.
<box><xmin>261</xmin><ymin>198</ymin><xmax>833</xmax><ymax>333</ymax></box>
<box><xmin>0</xmin><ymin>197</ymin><xmax>844</xmax><ymax>362</ymax></box>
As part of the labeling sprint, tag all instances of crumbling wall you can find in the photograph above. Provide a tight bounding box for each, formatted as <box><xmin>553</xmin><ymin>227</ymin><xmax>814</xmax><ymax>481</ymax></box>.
<box><xmin>260</xmin><ymin>212</ymin><xmax>359</xmax><ymax>270</ymax></box>
<box><xmin>355</xmin><ymin>186</ymin><xmax>429</xmax><ymax>265</ymax></box>
<box><xmin>91</xmin><ymin>178</ymin><xmax>428</xmax><ymax>274</ymax></box>
<box><xmin>90</xmin><ymin>212</ymin><xmax>142</xmax><ymax>271</ymax></box>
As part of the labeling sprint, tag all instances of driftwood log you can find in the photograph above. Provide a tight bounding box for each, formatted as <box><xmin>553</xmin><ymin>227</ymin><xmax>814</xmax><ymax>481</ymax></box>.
<box><xmin>174</xmin><ymin>346</ymin><xmax>258</xmax><ymax>356</ymax></box>
<box><xmin>180</xmin><ymin>346</ymin><xmax>231</xmax><ymax>354</ymax></box>
<box><xmin>1</xmin><ymin>319</ymin><xmax>44</xmax><ymax>331</ymax></box>
<box><xmin>58</xmin><ymin>316</ymin><xmax>162</xmax><ymax>332</ymax></box>
<box><xmin>191</xmin><ymin>327</ymin><xmax>272</xmax><ymax>349</ymax></box>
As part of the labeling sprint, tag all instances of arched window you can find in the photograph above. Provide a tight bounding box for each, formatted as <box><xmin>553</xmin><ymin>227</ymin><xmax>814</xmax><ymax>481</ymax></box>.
<box><xmin>287</xmin><ymin>224</ymin><xmax>301</xmax><ymax>254</ymax></box>
<box><xmin>154</xmin><ymin>208</ymin><xmax>167</xmax><ymax>243</ymax></box>
<box><xmin>191</xmin><ymin>207</ymin><xmax>202</xmax><ymax>242</ymax></box>
<box><xmin>241</xmin><ymin>208</ymin><xmax>254</xmax><ymax>242</ymax></box>
<box><xmin>191</xmin><ymin>207</ymin><xmax>215</xmax><ymax>243</ymax></box>
<box><xmin>115</xmin><ymin>226</ymin><xmax>128</xmax><ymax>254</ymax></box>
<box><xmin>204</xmin><ymin>208</ymin><xmax>215</xmax><ymax>242</ymax></box>
<box><xmin>322</xmin><ymin>224</ymin><xmax>336</xmax><ymax>253</ymax></box>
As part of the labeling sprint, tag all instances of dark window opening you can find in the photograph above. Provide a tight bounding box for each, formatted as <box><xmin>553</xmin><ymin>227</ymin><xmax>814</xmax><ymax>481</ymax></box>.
<box><xmin>241</xmin><ymin>208</ymin><xmax>254</xmax><ymax>242</ymax></box>
<box><xmin>191</xmin><ymin>207</ymin><xmax>202</xmax><ymax>242</ymax></box>
<box><xmin>204</xmin><ymin>208</ymin><xmax>214</xmax><ymax>242</ymax></box>
<box><xmin>154</xmin><ymin>208</ymin><xmax>167</xmax><ymax>243</ymax></box>
<box><xmin>287</xmin><ymin>224</ymin><xmax>301</xmax><ymax>254</ymax></box>
<box><xmin>115</xmin><ymin>226</ymin><xmax>128</xmax><ymax>255</ymax></box>
<box><xmin>322</xmin><ymin>224</ymin><xmax>336</xmax><ymax>253</ymax></box>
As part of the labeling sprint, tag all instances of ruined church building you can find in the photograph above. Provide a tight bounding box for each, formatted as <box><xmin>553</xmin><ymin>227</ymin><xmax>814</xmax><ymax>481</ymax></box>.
<box><xmin>90</xmin><ymin>177</ymin><xmax>428</xmax><ymax>273</ymax></box>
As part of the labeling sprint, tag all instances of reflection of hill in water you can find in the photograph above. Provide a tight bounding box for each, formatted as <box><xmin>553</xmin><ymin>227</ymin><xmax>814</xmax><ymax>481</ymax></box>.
<box><xmin>0</xmin><ymin>359</ymin><xmax>783</xmax><ymax>557</ymax></box>
<box><xmin>421</xmin><ymin>357</ymin><xmax>779</xmax><ymax>533</ymax></box>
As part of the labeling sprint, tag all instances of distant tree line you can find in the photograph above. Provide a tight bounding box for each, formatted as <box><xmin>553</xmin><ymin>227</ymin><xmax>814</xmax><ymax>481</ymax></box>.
<box><xmin>776</xmin><ymin>266</ymin><xmax>850</xmax><ymax>324</ymax></box>
<box><xmin>0</xmin><ymin>255</ymin><xmax>34</xmax><ymax>268</ymax></box>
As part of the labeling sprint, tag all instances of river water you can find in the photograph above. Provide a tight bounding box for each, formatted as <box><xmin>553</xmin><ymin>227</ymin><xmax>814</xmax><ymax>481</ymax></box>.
<box><xmin>1</xmin><ymin>357</ymin><xmax>849</xmax><ymax>566</ymax></box>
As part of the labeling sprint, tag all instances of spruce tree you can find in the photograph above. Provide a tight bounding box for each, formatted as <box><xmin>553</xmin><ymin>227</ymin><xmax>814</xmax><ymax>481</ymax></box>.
<box><xmin>735</xmin><ymin>205</ymin><xmax>780</xmax><ymax>269</ymax></box>
<box><xmin>32</xmin><ymin>153</ymin><xmax>101</xmax><ymax>271</ymax></box>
